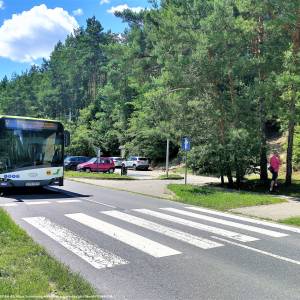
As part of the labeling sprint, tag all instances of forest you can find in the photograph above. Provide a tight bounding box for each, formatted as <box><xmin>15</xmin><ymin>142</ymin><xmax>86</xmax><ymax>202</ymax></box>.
<box><xmin>0</xmin><ymin>0</ymin><xmax>299</xmax><ymax>187</ymax></box>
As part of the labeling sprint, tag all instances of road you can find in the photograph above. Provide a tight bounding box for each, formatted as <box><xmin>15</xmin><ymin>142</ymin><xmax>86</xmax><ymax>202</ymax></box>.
<box><xmin>1</xmin><ymin>180</ymin><xmax>300</xmax><ymax>299</ymax></box>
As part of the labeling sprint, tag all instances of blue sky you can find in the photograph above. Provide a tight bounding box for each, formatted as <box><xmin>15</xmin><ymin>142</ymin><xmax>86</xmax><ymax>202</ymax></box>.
<box><xmin>0</xmin><ymin>0</ymin><xmax>150</xmax><ymax>80</ymax></box>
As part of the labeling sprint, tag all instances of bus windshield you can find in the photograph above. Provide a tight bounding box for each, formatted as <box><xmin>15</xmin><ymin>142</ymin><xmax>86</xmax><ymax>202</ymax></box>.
<box><xmin>0</xmin><ymin>118</ymin><xmax>64</xmax><ymax>173</ymax></box>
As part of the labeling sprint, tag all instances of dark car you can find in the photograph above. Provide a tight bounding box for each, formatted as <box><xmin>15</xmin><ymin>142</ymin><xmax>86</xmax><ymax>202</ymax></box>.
<box><xmin>77</xmin><ymin>157</ymin><xmax>115</xmax><ymax>173</ymax></box>
<box><xmin>64</xmin><ymin>156</ymin><xmax>90</xmax><ymax>171</ymax></box>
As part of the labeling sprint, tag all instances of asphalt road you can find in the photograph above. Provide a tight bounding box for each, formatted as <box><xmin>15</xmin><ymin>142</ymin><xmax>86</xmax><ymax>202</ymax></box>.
<box><xmin>2</xmin><ymin>181</ymin><xmax>300</xmax><ymax>299</ymax></box>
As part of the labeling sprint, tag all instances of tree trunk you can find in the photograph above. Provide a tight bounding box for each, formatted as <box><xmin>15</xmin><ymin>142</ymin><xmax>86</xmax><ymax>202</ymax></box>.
<box><xmin>220</xmin><ymin>157</ymin><xmax>225</xmax><ymax>186</ymax></box>
<box><xmin>220</xmin><ymin>174</ymin><xmax>225</xmax><ymax>186</ymax></box>
<box><xmin>226</xmin><ymin>166</ymin><xmax>234</xmax><ymax>188</ymax></box>
<box><xmin>286</xmin><ymin>97</ymin><xmax>296</xmax><ymax>185</ymax></box>
<box><xmin>286</xmin><ymin>12</ymin><xmax>300</xmax><ymax>185</ymax></box>
<box><xmin>259</xmin><ymin>98</ymin><xmax>268</xmax><ymax>182</ymax></box>
<box><xmin>255</xmin><ymin>16</ymin><xmax>268</xmax><ymax>182</ymax></box>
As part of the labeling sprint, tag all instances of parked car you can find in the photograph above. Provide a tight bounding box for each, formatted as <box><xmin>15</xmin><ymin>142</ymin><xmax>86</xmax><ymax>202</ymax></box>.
<box><xmin>110</xmin><ymin>157</ymin><xmax>123</xmax><ymax>168</ymax></box>
<box><xmin>123</xmin><ymin>156</ymin><xmax>150</xmax><ymax>170</ymax></box>
<box><xmin>77</xmin><ymin>157</ymin><xmax>115</xmax><ymax>173</ymax></box>
<box><xmin>64</xmin><ymin>156</ymin><xmax>90</xmax><ymax>171</ymax></box>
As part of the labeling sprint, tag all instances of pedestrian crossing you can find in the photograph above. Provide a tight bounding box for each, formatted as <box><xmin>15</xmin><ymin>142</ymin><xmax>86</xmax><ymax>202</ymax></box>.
<box><xmin>23</xmin><ymin>206</ymin><xmax>298</xmax><ymax>271</ymax></box>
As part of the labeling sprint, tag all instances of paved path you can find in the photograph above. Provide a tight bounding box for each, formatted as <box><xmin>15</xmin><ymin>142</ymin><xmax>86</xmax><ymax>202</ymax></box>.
<box><xmin>232</xmin><ymin>198</ymin><xmax>300</xmax><ymax>221</ymax></box>
<box><xmin>69</xmin><ymin>171</ymin><xmax>220</xmax><ymax>199</ymax></box>
<box><xmin>2</xmin><ymin>181</ymin><xmax>300</xmax><ymax>299</ymax></box>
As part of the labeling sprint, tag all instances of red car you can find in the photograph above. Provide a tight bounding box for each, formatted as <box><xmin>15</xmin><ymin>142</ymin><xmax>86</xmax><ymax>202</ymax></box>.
<box><xmin>77</xmin><ymin>157</ymin><xmax>115</xmax><ymax>173</ymax></box>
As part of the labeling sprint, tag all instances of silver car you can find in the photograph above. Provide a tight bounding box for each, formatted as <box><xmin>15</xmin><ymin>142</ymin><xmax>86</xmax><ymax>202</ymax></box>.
<box><xmin>123</xmin><ymin>156</ymin><xmax>150</xmax><ymax>170</ymax></box>
<box><xmin>110</xmin><ymin>157</ymin><xmax>123</xmax><ymax>168</ymax></box>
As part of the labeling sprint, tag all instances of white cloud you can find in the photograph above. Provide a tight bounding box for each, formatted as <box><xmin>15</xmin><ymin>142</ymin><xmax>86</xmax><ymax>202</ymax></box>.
<box><xmin>0</xmin><ymin>4</ymin><xmax>79</xmax><ymax>63</ymax></box>
<box><xmin>100</xmin><ymin>0</ymin><xmax>110</xmax><ymax>4</ymax></box>
<box><xmin>107</xmin><ymin>4</ymin><xmax>144</xmax><ymax>14</ymax></box>
<box><xmin>0</xmin><ymin>1</ymin><xmax>4</xmax><ymax>10</ymax></box>
<box><xmin>73</xmin><ymin>8</ymin><xmax>83</xmax><ymax>16</ymax></box>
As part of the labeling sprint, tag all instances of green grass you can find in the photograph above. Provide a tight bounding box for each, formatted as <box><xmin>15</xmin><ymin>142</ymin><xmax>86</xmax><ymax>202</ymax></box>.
<box><xmin>228</xmin><ymin>178</ymin><xmax>300</xmax><ymax>198</ymax></box>
<box><xmin>158</xmin><ymin>174</ymin><xmax>184</xmax><ymax>180</ymax></box>
<box><xmin>168</xmin><ymin>184</ymin><xmax>285</xmax><ymax>211</ymax></box>
<box><xmin>280</xmin><ymin>217</ymin><xmax>300</xmax><ymax>227</ymax></box>
<box><xmin>0</xmin><ymin>209</ymin><xmax>100</xmax><ymax>299</ymax></box>
<box><xmin>65</xmin><ymin>171</ymin><xmax>135</xmax><ymax>180</ymax></box>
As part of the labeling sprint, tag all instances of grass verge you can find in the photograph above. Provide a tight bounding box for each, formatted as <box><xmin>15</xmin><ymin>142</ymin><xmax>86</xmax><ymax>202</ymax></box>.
<box><xmin>227</xmin><ymin>179</ymin><xmax>300</xmax><ymax>198</ymax></box>
<box><xmin>0</xmin><ymin>209</ymin><xmax>100</xmax><ymax>298</ymax></box>
<box><xmin>158</xmin><ymin>174</ymin><xmax>184</xmax><ymax>180</ymax></box>
<box><xmin>280</xmin><ymin>217</ymin><xmax>300</xmax><ymax>227</ymax></box>
<box><xmin>65</xmin><ymin>171</ymin><xmax>134</xmax><ymax>180</ymax></box>
<box><xmin>168</xmin><ymin>184</ymin><xmax>285</xmax><ymax>211</ymax></box>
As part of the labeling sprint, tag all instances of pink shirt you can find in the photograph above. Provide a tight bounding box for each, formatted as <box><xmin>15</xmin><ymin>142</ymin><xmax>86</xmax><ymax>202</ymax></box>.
<box><xmin>270</xmin><ymin>155</ymin><xmax>281</xmax><ymax>172</ymax></box>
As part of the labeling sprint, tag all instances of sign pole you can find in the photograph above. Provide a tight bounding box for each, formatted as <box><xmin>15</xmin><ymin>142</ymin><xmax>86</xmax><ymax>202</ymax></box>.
<box><xmin>166</xmin><ymin>138</ymin><xmax>170</xmax><ymax>178</ymax></box>
<box><xmin>181</xmin><ymin>137</ymin><xmax>190</xmax><ymax>185</ymax></box>
<box><xmin>185</xmin><ymin>150</ymin><xmax>188</xmax><ymax>185</ymax></box>
<box><xmin>97</xmin><ymin>148</ymin><xmax>101</xmax><ymax>173</ymax></box>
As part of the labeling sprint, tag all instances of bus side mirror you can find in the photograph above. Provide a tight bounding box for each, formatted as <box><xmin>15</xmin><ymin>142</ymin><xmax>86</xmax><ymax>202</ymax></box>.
<box><xmin>64</xmin><ymin>131</ymin><xmax>70</xmax><ymax>147</ymax></box>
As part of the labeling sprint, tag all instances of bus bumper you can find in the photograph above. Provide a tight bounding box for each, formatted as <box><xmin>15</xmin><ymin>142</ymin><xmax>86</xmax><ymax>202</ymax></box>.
<box><xmin>0</xmin><ymin>177</ymin><xmax>64</xmax><ymax>188</ymax></box>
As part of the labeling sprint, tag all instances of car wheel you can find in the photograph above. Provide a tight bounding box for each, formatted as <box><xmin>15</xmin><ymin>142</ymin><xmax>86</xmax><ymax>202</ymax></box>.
<box><xmin>133</xmin><ymin>164</ymin><xmax>137</xmax><ymax>170</ymax></box>
<box><xmin>85</xmin><ymin>168</ymin><xmax>91</xmax><ymax>173</ymax></box>
<box><xmin>108</xmin><ymin>168</ymin><xmax>114</xmax><ymax>174</ymax></box>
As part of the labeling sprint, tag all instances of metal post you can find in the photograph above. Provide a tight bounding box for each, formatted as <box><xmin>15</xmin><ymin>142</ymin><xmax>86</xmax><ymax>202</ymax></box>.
<box><xmin>185</xmin><ymin>150</ymin><xmax>188</xmax><ymax>185</ymax></box>
<box><xmin>166</xmin><ymin>138</ymin><xmax>170</xmax><ymax>178</ymax></box>
<box><xmin>97</xmin><ymin>148</ymin><xmax>101</xmax><ymax>173</ymax></box>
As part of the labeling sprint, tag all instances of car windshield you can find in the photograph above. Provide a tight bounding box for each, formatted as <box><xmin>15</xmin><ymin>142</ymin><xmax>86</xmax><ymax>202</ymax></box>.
<box><xmin>138</xmin><ymin>158</ymin><xmax>148</xmax><ymax>161</ymax></box>
<box><xmin>87</xmin><ymin>158</ymin><xmax>97</xmax><ymax>163</ymax></box>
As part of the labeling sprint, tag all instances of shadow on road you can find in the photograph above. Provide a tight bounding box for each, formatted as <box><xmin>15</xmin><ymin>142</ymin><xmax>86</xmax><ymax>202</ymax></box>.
<box><xmin>0</xmin><ymin>186</ymin><xmax>90</xmax><ymax>201</ymax></box>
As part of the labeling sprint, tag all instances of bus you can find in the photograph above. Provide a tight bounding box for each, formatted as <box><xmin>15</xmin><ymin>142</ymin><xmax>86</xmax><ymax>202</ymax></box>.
<box><xmin>0</xmin><ymin>115</ymin><xmax>70</xmax><ymax>189</ymax></box>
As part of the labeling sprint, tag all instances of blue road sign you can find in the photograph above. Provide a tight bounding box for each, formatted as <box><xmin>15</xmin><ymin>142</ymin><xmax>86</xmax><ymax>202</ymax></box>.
<box><xmin>181</xmin><ymin>137</ymin><xmax>191</xmax><ymax>151</ymax></box>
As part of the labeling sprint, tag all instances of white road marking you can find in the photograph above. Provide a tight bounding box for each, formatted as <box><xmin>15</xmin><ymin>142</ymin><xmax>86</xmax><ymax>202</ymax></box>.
<box><xmin>47</xmin><ymin>187</ymin><xmax>117</xmax><ymax>208</ymax></box>
<box><xmin>0</xmin><ymin>203</ymin><xmax>17</xmax><ymax>207</ymax></box>
<box><xmin>57</xmin><ymin>200</ymin><xmax>82</xmax><ymax>204</ymax></box>
<box><xmin>134</xmin><ymin>209</ymin><xmax>257</xmax><ymax>242</ymax></box>
<box><xmin>66</xmin><ymin>213</ymin><xmax>181</xmax><ymax>258</ymax></box>
<box><xmin>162</xmin><ymin>208</ymin><xmax>288</xmax><ymax>238</ymax></box>
<box><xmin>25</xmin><ymin>201</ymin><xmax>51</xmax><ymax>205</ymax></box>
<box><xmin>81</xmin><ymin>198</ymin><xmax>117</xmax><ymax>209</ymax></box>
<box><xmin>212</xmin><ymin>236</ymin><xmax>300</xmax><ymax>266</ymax></box>
<box><xmin>23</xmin><ymin>217</ymin><xmax>128</xmax><ymax>269</ymax></box>
<box><xmin>102</xmin><ymin>210</ymin><xmax>223</xmax><ymax>250</ymax></box>
<box><xmin>95</xmin><ymin>202</ymin><xmax>117</xmax><ymax>209</ymax></box>
<box><xmin>186</xmin><ymin>206</ymin><xmax>300</xmax><ymax>234</ymax></box>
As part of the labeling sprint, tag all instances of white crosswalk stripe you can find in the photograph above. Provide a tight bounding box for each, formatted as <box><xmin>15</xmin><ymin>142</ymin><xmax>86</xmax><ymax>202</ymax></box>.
<box><xmin>0</xmin><ymin>200</ymin><xmax>82</xmax><ymax>206</ymax></box>
<box><xmin>66</xmin><ymin>213</ymin><xmax>181</xmax><ymax>258</ymax></box>
<box><xmin>23</xmin><ymin>217</ymin><xmax>128</xmax><ymax>269</ymax></box>
<box><xmin>186</xmin><ymin>206</ymin><xmax>300</xmax><ymax>234</ymax></box>
<box><xmin>57</xmin><ymin>200</ymin><xmax>82</xmax><ymax>204</ymax></box>
<box><xmin>102</xmin><ymin>210</ymin><xmax>223</xmax><ymax>250</ymax></box>
<box><xmin>25</xmin><ymin>201</ymin><xmax>51</xmax><ymax>205</ymax></box>
<box><xmin>134</xmin><ymin>209</ymin><xmax>258</xmax><ymax>242</ymax></box>
<box><xmin>161</xmin><ymin>208</ymin><xmax>288</xmax><ymax>238</ymax></box>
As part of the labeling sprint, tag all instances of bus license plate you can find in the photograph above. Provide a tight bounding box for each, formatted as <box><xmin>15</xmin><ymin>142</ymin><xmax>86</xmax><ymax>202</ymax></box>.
<box><xmin>25</xmin><ymin>182</ymin><xmax>41</xmax><ymax>187</ymax></box>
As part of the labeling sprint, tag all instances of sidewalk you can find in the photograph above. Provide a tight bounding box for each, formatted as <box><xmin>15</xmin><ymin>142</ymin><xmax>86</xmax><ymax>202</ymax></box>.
<box><xmin>231</xmin><ymin>197</ymin><xmax>300</xmax><ymax>221</ymax></box>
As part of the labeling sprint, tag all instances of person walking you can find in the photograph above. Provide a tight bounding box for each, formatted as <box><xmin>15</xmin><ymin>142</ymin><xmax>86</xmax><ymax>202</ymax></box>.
<box><xmin>269</xmin><ymin>151</ymin><xmax>281</xmax><ymax>192</ymax></box>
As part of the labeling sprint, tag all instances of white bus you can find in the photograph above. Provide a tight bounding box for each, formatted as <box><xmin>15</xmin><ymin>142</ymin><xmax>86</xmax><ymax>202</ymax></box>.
<box><xmin>0</xmin><ymin>115</ymin><xmax>70</xmax><ymax>190</ymax></box>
